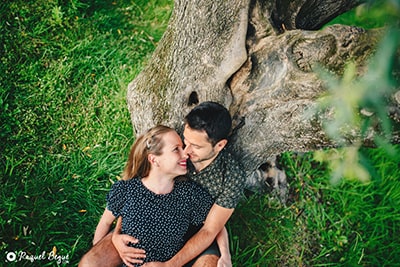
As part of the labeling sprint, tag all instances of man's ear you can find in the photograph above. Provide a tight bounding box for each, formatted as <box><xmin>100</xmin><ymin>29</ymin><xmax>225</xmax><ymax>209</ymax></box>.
<box><xmin>214</xmin><ymin>139</ymin><xmax>228</xmax><ymax>153</ymax></box>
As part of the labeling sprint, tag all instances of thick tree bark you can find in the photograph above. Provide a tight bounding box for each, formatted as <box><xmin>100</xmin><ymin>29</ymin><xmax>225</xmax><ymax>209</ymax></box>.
<box><xmin>127</xmin><ymin>0</ymin><xmax>249</xmax><ymax>132</ymax></box>
<box><xmin>127</xmin><ymin>0</ymin><xmax>400</xmax><ymax>178</ymax></box>
<box><xmin>266</xmin><ymin>0</ymin><xmax>364</xmax><ymax>32</ymax></box>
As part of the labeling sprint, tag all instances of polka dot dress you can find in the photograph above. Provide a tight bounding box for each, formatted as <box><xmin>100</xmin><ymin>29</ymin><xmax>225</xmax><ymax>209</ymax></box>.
<box><xmin>107</xmin><ymin>178</ymin><xmax>213</xmax><ymax>266</ymax></box>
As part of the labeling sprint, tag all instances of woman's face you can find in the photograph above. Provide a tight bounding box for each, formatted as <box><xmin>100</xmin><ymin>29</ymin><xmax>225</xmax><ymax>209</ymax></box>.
<box><xmin>155</xmin><ymin>131</ymin><xmax>188</xmax><ymax>177</ymax></box>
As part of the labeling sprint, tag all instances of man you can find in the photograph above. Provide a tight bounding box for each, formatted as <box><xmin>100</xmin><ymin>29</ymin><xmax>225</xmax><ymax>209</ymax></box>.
<box><xmin>79</xmin><ymin>101</ymin><xmax>245</xmax><ymax>267</ymax></box>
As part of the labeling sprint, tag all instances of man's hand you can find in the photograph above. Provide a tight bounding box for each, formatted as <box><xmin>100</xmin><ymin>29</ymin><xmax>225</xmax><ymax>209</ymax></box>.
<box><xmin>217</xmin><ymin>254</ymin><xmax>232</xmax><ymax>267</ymax></box>
<box><xmin>142</xmin><ymin>262</ymin><xmax>168</xmax><ymax>267</ymax></box>
<box><xmin>112</xmin><ymin>217</ymin><xmax>146</xmax><ymax>267</ymax></box>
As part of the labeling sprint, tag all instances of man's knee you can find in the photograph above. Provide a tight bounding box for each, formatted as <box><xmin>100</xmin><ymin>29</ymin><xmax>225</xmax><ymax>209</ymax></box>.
<box><xmin>78</xmin><ymin>233</ymin><xmax>122</xmax><ymax>267</ymax></box>
<box><xmin>78</xmin><ymin>252</ymin><xmax>94</xmax><ymax>267</ymax></box>
<box><xmin>192</xmin><ymin>254</ymin><xmax>219</xmax><ymax>267</ymax></box>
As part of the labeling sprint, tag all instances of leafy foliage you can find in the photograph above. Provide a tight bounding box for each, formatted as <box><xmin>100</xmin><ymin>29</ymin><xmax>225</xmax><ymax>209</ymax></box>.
<box><xmin>313</xmin><ymin>1</ymin><xmax>400</xmax><ymax>184</ymax></box>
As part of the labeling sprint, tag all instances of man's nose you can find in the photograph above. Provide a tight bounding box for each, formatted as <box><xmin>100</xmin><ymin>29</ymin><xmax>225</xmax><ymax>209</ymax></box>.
<box><xmin>183</xmin><ymin>144</ymin><xmax>191</xmax><ymax>154</ymax></box>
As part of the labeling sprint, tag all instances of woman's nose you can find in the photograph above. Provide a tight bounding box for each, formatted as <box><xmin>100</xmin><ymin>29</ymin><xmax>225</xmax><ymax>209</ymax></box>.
<box><xmin>180</xmin><ymin>148</ymin><xmax>189</xmax><ymax>159</ymax></box>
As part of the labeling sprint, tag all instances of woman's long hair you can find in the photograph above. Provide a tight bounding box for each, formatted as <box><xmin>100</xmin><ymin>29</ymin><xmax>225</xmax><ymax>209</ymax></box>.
<box><xmin>122</xmin><ymin>125</ymin><xmax>175</xmax><ymax>180</ymax></box>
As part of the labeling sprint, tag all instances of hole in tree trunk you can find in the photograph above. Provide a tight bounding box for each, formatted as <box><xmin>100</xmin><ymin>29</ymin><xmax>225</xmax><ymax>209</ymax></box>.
<box><xmin>188</xmin><ymin>91</ymin><xmax>199</xmax><ymax>106</ymax></box>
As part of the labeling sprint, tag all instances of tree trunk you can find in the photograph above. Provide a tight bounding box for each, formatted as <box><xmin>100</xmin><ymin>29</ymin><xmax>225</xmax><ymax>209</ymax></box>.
<box><xmin>127</xmin><ymin>0</ymin><xmax>400</xmax><ymax>177</ymax></box>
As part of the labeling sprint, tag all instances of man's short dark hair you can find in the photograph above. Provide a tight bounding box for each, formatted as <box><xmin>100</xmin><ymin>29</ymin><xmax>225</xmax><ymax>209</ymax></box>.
<box><xmin>184</xmin><ymin>101</ymin><xmax>232</xmax><ymax>146</ymax></box>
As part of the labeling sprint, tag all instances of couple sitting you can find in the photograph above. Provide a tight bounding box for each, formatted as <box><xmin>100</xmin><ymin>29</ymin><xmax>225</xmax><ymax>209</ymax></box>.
<box><xmin>79</xmin><ymin>101</ymin><xmax>246</xmax><ymax>267</ymax></box>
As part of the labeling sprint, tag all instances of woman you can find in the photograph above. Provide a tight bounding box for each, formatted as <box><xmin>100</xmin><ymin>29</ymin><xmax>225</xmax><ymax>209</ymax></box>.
<box><xmin>90</xmin><ymin>125</ymin><xmax>227</xmax><ymax>266</ymax></box>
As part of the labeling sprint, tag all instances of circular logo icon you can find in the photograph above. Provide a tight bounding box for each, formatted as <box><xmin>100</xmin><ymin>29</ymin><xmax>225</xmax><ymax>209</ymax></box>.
<box><xmin>6</xmin><ymin>251</ymin><xmax>17</xmax><ymax>262</ymax></box>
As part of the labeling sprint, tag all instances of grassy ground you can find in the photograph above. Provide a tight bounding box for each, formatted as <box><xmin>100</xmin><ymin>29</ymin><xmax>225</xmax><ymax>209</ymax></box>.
<box><xmin>1</xmin><ymin>0</ymin><xmax>399</xmax><ymax>266</ymax></box>
<box><xmin>229</xmin><ymin>148</ymin><xmax>400</xmax><ymax>266</ymax></box>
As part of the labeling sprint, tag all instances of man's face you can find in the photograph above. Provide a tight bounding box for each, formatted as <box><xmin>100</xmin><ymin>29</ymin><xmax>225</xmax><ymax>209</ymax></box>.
<box><xmin>183</xmin><ymin>125</ymin><xmax>226</xmax><ymax>171</ymax></box>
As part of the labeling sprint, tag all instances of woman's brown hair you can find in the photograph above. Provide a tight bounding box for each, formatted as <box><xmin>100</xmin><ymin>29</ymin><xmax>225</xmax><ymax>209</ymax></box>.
<box><xmin>121</xmin><ymin>125</ymin><xmax>175</xmax><ymax>180</ymax></box>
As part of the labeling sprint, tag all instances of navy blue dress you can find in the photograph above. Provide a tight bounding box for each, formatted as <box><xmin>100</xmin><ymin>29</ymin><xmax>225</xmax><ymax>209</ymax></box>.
<box><xmin>107</xmin><ymin>178</ymin><xmax>213</xmax><ymax>266</ymax></box>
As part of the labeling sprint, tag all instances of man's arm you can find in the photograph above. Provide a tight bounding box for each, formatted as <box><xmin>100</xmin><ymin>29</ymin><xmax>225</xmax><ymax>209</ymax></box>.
<box><xmin>168</xmin><ymin>204</ymin><xmax>233</xmax><ymax>266</ymax></box>
<box><xmin>112</xmin><ymin>216</ymin><xmax>146</xmax><ymax>267</ymax></box>
<box><xmin>143</xmin><ymin>203</ymin><xmax>234</xmax><ymax>267</ymax></box>
<box><xmin>215</xmin><ymin>227</ymin><xmax>232</xmax><ymax>267</ymax></box>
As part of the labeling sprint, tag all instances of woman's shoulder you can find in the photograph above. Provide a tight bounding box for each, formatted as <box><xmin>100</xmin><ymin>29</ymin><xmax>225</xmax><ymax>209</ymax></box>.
<box><xmin>111</xmin><ymin>177</ymin><xmax>141</xmax><ymax>190</ymax></box>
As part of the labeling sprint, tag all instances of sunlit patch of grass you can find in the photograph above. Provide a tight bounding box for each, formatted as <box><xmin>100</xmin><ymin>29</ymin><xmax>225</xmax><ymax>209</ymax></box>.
<box><xmin>1</xmin><ymin>0</ymin><xmax>172</xmax><ymax>265</ymax></box>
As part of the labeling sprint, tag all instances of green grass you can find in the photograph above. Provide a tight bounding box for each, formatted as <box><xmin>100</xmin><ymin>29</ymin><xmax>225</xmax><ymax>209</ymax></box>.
<box><xmin>1</xmin><ymin>0</ymin><xmax>172</xmax><ymax>265</ymax></box>
<box><xmin>229</xmin><ymin>148</ymin><xmax>400</xmax><ymax>266</ymax></box>
<box><xmin>327</xmin><ymin>0</ymin><xmax>400</xmax><ymax>29</ymax></box>
<box><xmin>1</xmin><ymin>0</ymin><xmax>399</xmax><ymax>266</ymax></box>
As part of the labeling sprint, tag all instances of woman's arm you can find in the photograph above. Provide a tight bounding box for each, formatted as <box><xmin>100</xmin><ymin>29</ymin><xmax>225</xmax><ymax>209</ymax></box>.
<box><xmin>215</xmin><ymin>227</ymin><xmax>232</xmax><ymax>267</ymax></box>
<box><xmin>93</xmin><ymin>208</ymin><xmax>116</xmax><ymax>245</ymax></box>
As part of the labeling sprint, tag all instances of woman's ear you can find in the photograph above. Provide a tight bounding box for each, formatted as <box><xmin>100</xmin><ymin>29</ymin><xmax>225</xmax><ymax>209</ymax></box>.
<box><xmin>148</xmin><ymin>154</ymin><xmax>159</xmax><ymax>167</ymax></box>
<box><xmin>148</xmin><ymin>154</ymin><xmax>155</xmax><ymax>164</ymax></box>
